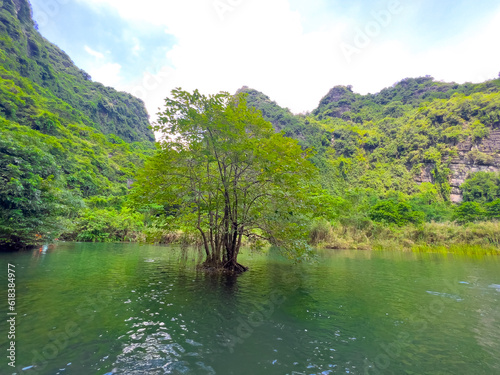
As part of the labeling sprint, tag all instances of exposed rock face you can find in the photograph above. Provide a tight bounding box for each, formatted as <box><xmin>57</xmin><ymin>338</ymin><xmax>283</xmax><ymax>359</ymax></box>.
<box><xmin>418</xmin><ymin>130</ymin><xmax>500</xmax><ymax>202</ymax></box>
<box><xmin>416</xmin><ymin>164</ymin><xmax>434</xmax><ymax>185</ymax></box>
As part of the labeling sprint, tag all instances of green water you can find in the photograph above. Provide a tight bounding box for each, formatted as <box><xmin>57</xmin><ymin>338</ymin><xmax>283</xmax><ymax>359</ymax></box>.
<box><xmin>0</xmin><ymin>243</ymin><xmax>499</xmax><ymax>375</ymax></box>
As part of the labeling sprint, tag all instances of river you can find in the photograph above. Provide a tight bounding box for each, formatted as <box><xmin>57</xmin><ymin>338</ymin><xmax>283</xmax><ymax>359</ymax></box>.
<box><xmin>0</xmin><ymin>242</ymin><xmax>499</xmax><ymax>374</ymax></box>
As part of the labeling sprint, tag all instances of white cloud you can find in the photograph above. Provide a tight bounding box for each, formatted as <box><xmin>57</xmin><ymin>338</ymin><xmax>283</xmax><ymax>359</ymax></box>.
<box><xmin>82</xmin><ymin>44</ymin><xmax>123</xmax><ymax>87</ymax></box>
<box><xmin>344</xmin><ymin>7</ymin><xmax>500</xmax><ymax>94</ymax></box>
<box><xmin>420</xmin><ymin>10</ymin><xmax>500</xmax><ymax>85</ymax></box>
<box><xmin>78</xmin><ymin>0</ymin><xmax>500</xmax><ymax>118</ymax></box>
<box><xmin>89</xmin><ymin>63</ymin><xmax>123</xmax><ymax>88</ymax></box>
<box><xmin>131</xmin><ymin>38</ymin><xmax>142</xmax><ymax>56</ymax></box>
<box><xmin>84</xmin><ymin>45</ymin><xmax>105</xmax><ymax>59</ymax></box>
<box><xmin>79</xmin><ymin>0</ymin><xmax>348</xmax><ymax>116</ymax></box>
<box><xmin>123</xmin><ymin>66</ymin><xmax>175</xmax><ymax>119</ymax></box>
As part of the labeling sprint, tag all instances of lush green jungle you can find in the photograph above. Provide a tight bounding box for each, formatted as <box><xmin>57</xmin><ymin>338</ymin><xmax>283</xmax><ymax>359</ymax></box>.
<box><xmin>1</xmin><ymin>0</ymin><xmax>500</xmax><ymax>263</ymax></box>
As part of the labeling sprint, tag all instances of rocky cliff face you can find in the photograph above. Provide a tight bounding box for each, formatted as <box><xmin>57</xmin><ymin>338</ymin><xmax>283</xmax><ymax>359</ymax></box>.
<box><xmin>418</xmin><ymin>130</ymin><xmax>500</xmax><ymax>202</ymax></box>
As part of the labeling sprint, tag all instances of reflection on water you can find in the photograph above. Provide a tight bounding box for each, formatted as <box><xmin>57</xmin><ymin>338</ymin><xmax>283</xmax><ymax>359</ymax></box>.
<box><xmin>0</xmin><ymin>243</ymin><xmax>499</xmax><ymax>375</ymax></box>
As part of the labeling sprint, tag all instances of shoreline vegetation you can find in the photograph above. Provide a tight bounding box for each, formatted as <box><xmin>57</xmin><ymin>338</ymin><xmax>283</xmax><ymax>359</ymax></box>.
<box><xmin>310</xmin><ymin>220</ymin><xmax>500</xmax><ymax>255</ymax></box>
<box><xmin>53</xmin><ymin>218</ymin><xmax>500</xmax><ymax>257</ymax></box>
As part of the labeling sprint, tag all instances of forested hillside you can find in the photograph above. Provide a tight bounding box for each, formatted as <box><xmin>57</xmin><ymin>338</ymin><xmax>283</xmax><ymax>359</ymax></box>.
<box><xmin>239</xmin><ymin>76</ymin><xmax>500</xmax><ymax>235</ymax></box>
<box><xmin>0</xmin><ymin>0</ymin><xmax>154</xmax><ymax>249</ymax></box>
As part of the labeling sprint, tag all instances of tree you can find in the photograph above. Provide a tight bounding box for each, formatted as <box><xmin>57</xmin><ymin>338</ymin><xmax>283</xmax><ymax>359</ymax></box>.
<box><xmin>460</xmin><ymin>171</ymin><xmax>500</xmax><ymax>203</ymax></box>
<box><xmin>132</xmin><ymin>89</ymin><xmax>316</xmax><ymax>273</ymax></box>
<box><xmin>0</xmin><ymin>136</ymin><xmax>63</xmax><ymax>249</ymax></box>
<box><xmin>369</xmin><ymin>199</ymin><xmax>425</xmax><ymax>226</ymax></box>
<box><xmin>453</xmin><ymin>202</ymin><xmax>487</xmax><ymax>223</ymax></box>
<box><xmin>486</xmin><ymin>199</ymin><xmax>500</xmax><ymax>219</ymax></box>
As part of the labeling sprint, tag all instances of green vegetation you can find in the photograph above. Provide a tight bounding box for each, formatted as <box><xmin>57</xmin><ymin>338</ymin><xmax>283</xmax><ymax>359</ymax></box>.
<box><xmin>241</xmin><ymin>77</ymin><xmax>500</xmax><ymax>199</ymax></box>
<box><xmin>0</xmin><ymin>0</ymin><xmax>152</xmax><ymax>143</ymax></box>
<box><xmin>0</xmin><ymin>0</ymin><xmax>154</xmax><ymax>249</ymax></box>
<box><xmin>0</xmin><ymin>132</ymin><xmax>64</xmax><ymax>248</ymax></box>
<box><xmin>239</xmin><ymin>77</ymin><xmax>500</xmax><ymax>254</ymax></box>
<box><xmin>309</xmin><ymin>220</ymin><xmax>500</xmax><ymax>255</ymax></box>
<box><xmin>1</xmin><ymin>0</ymin><xmax>500</xmax><ymax>257</ymax></box>
<box><xmin>461</xmin><ymin>171</ymin><xmax>500</xmax><ymax>203</ymax></box>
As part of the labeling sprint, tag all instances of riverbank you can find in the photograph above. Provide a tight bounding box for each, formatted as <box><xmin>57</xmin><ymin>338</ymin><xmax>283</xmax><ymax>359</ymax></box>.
<box><xmin>49</xmin><ymin>206</ymin><xmax>500</xmax><ymax>256</ymax></box>
<box><xmin>55</xmin><ymin>217</ymin><xmax>500</xmax><ymax>257</ymax></box>
<box><xmin>311</xmin><ymin>220</ymin><xmax>500</xmax><ymax>255</ymax></box>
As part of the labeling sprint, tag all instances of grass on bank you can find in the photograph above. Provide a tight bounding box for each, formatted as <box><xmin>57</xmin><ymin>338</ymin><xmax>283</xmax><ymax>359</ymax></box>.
<box><xmin>309</xmin><ymin>219</ymin><xmax>500</xmax><ymax>255</ymax></box>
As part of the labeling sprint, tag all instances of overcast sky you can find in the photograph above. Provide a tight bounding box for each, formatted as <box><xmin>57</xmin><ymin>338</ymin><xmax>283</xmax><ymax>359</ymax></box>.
<box><xmin>30</xmin><ymin>0</ymin><xmax>500</xmax><ymax>119</ymax></box>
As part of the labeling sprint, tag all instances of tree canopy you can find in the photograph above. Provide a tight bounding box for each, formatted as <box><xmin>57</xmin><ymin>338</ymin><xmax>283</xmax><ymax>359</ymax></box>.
<box><xmin>132</xmin><ymin>89</ymin><xmax>317</xmax><ymax>272</ymax></box>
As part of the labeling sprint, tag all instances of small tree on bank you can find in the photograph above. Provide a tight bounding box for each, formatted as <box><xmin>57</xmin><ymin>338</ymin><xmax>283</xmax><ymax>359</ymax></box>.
<box><xmin>132</xmin><ymin>89</ymin><xmax>316</xmax><ymax>272</ymax></box>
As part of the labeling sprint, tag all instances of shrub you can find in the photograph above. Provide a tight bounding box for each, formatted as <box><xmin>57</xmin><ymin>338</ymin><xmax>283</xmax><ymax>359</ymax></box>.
<box><xmin>309</xmin><ymin>219</ymin><xmax>333</xmax><ymax>245</ymax></box>
<box><xmin>369</xmin><ymin>200</ymin><xmax>425</xmax><ymax>226</ymax></box>
<box><xmin>453</xmin><ymin>202</ymin><xmax>487</xmax><ymax>223</ymax></box>
<box><xmin>461</xmin><ymin>171</ymin><xmax>500</xmax><ymax>203</ymax></box>
<box><xmin>485</xmin><ymin>199</ymin><xmax>500</xmax><ymax>219</ymax></box>
<box><xmin>68</xmin><ymin>208</ymin><xmax>144</xmax><ymax>242</ymax></box>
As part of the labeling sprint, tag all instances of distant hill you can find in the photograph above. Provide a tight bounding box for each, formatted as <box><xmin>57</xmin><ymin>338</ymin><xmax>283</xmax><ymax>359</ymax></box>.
<box><xmin>239</xmin><ymin>76</ymin><xmax>500</xmax><ymax>201</ymax></box>
<box><xmin>237</xmin><ymin>86</ymin><xmax>331</xmax><ymax>168</ymax></box>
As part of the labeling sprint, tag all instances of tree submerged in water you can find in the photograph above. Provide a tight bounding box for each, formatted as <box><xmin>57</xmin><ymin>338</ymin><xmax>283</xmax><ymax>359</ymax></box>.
<box><xmin>133</xmin><ymin>89</ymin><xmax>316</xmax><ymax>273</ymax></box>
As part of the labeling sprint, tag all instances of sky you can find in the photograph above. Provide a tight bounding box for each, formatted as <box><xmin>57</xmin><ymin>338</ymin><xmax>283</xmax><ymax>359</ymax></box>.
<box><xmin>30</xmin><ymin>0</ymin><xmax>500</xmax><ymax>119</ymax></box>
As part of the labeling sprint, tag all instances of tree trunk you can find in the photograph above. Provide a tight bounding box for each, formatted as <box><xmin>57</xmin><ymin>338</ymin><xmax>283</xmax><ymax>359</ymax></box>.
<box><xmin>224</xmin><ymin>257</ymin><xmax>248</xmax><ymax>273</ymax></box>
<box><xmin>223</xmin><ymin>241</ymin><xmax>248</xmax><ymax>273</ymax></box>
<box><xmin>199</xmin><ymin>227</ymin><xmax>248</xmax><ymax>274</ymax></box>
<box><xmin>198</xmin><ymin>227</ymin><xmax>211</xmax><ymax>259</ymax></box>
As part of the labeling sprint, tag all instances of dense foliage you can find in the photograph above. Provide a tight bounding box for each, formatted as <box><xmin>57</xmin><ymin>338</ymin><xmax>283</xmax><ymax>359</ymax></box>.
<box><xmin>0</xmin><ymin>0</ymin><xmax>153</xmax><ymax>142</ymax></box>
<box><xmin>242</xmin><ymin>77</ymin><xmax>500</xmax><ymax>196</ymax></box>
<box><xmin>0</xmin><ymin>0</ymin><xmax>154</xmax><ymax>249</ymax></box>
<box><xmin>239</xmin><ymin>76</ymin><xmax>500</xmax><ymax>239</ymax></box>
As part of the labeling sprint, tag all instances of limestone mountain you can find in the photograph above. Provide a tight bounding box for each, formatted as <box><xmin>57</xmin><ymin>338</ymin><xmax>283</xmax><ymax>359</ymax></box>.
<box><xmin>239</xmin><ymin>76</ymin><xmax>500</xmax><ymax>202</ymax></box>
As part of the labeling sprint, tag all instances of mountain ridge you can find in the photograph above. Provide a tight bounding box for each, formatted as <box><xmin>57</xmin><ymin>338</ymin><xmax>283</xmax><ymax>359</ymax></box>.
<box><xmin>238</xmin><ymin>76</ymin><xmax>500</xmax><ymax>202</ymax></box>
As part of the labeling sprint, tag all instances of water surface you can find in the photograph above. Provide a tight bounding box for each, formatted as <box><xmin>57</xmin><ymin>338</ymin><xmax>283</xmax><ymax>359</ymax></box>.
<box><xmin>1</xmin><ymin>243</ymin><xmax>499</xmax><ymax>374</ymax></box>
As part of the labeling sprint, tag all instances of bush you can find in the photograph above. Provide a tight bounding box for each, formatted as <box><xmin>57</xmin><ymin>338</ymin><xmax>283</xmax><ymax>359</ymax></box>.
<box><xmin>486</xmin><ymin>199</ymin><xmax>500</xmax><ymax>219</ymax></box>
<box><xmin>407</xmin><ymin>182</ymin><xmax>454</xmax><ymax>222</ymax></box>
<box><xmin>0</xmin><ymin>136</ymin><xmax>65</xmax><ymax>249</ymax></box>
<box><xmin>453</xmin><ymin>202</ymin><xmax>487</xmax><ymax>223</ymax></box>
<box><xmin>369</xmin><ymin>200</ymin><xmax>425</xmax><ymax>226</ymax></box>
<box><xmin>461</xmin><ymin>171</ymin><xmax>500</xmax><ymax>203</ymax></box>
<box><xmin>309</xmin><ymin>219</ymin><xmax>333</xmax><ymax>245</ymax></box>
<box><xmin>66</xmin><ymin>208</ymin><xmax>144</xmax><ymax>242</ymax></box>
